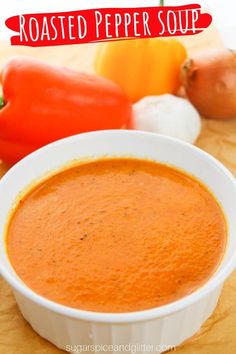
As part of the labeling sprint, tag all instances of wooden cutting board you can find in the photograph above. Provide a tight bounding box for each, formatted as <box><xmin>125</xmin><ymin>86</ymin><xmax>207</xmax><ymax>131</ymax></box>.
<box><xmin>1</xmin><ymin>23</ymin><xmax>236</xmax><ymax>354</ymax></box>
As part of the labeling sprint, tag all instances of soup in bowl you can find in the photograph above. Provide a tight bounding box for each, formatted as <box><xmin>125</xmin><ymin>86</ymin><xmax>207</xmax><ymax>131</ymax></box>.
<box><xmin>6</xmin><ymin>157</ymin><xmax>227</xmax><ymax>313</ymax></box>
<box><xmin>0</xmin><ymin>130</ymin><xmax>236</xmax><ymax>352</ymax></box>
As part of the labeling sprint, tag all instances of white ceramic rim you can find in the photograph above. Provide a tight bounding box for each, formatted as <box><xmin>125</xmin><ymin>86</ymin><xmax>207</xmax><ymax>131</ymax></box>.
<box><xmin>0</xmin><ymin>130</ymin><xmax>236</xmax><ymax>324</ymax></box>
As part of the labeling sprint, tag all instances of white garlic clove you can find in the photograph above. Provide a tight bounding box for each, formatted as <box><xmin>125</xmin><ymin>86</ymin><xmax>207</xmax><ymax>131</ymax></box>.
<box><xmin>132</xmin><ymin>94</ymin><xmax>202</xmax><ymax>144</ymax></box>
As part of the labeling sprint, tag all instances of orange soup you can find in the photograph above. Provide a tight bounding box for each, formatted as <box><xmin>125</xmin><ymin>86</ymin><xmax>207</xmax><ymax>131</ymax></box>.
<box><xmin>6</xmin><ymin>158</ymin><xmax>227</xmax><ymax>313</ymax></box>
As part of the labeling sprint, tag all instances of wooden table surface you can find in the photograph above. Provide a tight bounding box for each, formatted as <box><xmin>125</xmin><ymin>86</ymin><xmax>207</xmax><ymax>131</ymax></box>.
<box><xmin>1</xmin><ymin>24</ymin><xmax>236</xmax><ymax>354</ymax></box>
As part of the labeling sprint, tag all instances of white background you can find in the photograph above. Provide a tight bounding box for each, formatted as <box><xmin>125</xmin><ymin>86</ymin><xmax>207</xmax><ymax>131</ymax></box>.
<box><xmin>0</xmin><ymin>0</ymin><xmax>235</xmax><ymax>48</ymax></box>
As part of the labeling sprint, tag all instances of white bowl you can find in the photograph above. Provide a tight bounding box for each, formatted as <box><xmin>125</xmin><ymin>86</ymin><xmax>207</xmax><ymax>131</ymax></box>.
<box><xmin>0</xmin><ymin>130</ymin><xmax>236</xmax><ymax>353</ymax></box>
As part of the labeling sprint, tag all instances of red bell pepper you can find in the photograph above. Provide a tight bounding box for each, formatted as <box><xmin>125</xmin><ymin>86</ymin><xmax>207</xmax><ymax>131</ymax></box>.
<box><xmin>0</xmin><ymin>57</ymin><xmax>132</xmax><ymax>164</ymax></box>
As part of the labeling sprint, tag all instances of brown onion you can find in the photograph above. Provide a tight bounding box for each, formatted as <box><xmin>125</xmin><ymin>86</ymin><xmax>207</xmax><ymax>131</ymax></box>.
<box><xmin>181</xmin><ymin>49</ymin><xmax>236</xmax><ymax>120</ymax></box>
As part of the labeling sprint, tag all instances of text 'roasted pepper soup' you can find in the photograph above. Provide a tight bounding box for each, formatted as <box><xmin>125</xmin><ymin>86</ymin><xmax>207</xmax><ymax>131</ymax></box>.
<box><xmin>6</xmin><ymin>158</ymin><xmax>227</xmax><ymax>313</ymax></box>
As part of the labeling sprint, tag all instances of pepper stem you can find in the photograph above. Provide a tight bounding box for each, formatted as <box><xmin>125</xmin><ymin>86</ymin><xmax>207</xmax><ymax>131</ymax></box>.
<box><xmin>160</xmin><ymin>0</ymin><xmax>164</xmax><ymax>6</ymax></box>
<box><xmin>0</xmin><ymin>96</ymin><xmax>4</xmax><ymax>109</ymax></box>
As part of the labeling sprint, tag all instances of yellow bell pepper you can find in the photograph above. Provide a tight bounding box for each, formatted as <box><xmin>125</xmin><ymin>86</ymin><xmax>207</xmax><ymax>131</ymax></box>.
<box><xmin>95</xmin><ymin>38</ymin><xmax>187</xmax><ymax>102</ymax></box>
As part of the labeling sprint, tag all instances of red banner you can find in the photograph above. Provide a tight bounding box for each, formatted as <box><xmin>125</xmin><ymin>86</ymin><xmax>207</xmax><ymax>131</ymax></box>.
<box><xmin>5</xmin><ymin>5</ymin><xmax>212</xmax><ymax>47</ymax></box>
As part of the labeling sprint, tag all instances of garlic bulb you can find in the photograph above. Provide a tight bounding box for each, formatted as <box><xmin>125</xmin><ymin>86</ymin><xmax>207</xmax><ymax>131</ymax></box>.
<box><xmin>132</xmin><ymin>94</ymin><xmax>201</xmax><ymax>144</ymax></box>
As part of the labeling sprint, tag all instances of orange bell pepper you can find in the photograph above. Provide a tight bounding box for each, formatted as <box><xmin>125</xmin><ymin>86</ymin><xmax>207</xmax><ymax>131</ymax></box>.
<box><xmin>0</xmin><ymin>57</ymin><xmax>132</xmax><ymax>164</ymax></box>
<box><xmin>95</xmin><ymin>38</ymin><xmax>187</xmax><ymax>102</ymax></box>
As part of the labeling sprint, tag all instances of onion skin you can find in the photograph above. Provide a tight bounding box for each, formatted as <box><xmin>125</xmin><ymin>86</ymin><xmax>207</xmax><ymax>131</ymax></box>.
<box><xmin>181</xmin><ymin>49</ymin><xmax>236</xmax><ymax>120</ymax></box>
